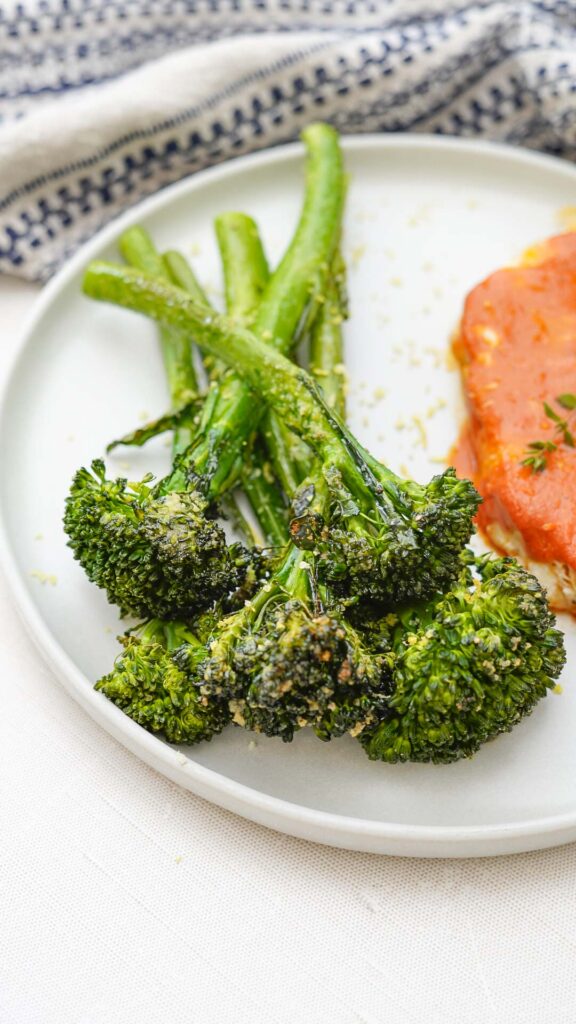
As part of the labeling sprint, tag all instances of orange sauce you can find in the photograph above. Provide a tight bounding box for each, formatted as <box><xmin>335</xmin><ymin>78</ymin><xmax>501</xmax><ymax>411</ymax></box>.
<box><xmin>453</xmin><ymin>233</ymin><xmax>576</xmax><ymax>568</ymax></box>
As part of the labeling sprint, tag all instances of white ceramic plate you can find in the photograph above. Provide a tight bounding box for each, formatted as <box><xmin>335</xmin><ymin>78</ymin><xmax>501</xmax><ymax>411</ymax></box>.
<box><xmin>2</xmin><ymin>135</ymin><xmax>576</xmax><ymax>858</ymax></box>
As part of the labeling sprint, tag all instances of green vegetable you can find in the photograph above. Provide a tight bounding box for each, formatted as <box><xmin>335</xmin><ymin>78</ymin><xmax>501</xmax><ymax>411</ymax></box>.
<box><xmin>211</xmin><ymin>212</ymin><xmax>288</xmax><ymax>549</ymax></box>
<box><xmin>65</xmin><ymin>459</ymin><xmax>252</xmax><ymax>619</ymax></box>
<box><xmin>98</xmin><ymin>225</ymin><xmax>388</xmax><ymax>745</ymax></box>
<box><xmin>112</xmin><ymin>227</ymin><xmax>270</xmax><ymax>548</ymax></box>
<box><xmin>81</xmin><ymin>122</ymin><xmax>565</xmax><ymax>764</ymax></box>
<box><xmin>190</xmin><ymin>210</ymin><xmax>389</xmax><ymax>743</ymax></box>
<box><xmin>361</xmin><ymin>555</ymin><xmax>565</xmax><ymax>763</ymax></box>
<box><xmin>96</xmin><ymin>619</ymin><xmax>229</xmax><ymax>743</ymax></box>
<box><xmin>82</xmin><ymin>260</ymin><xmax>480</xmax><ymax>605</ymax></box>
<box><xmin>64</xmin><ymin>228</ymin><xmax>253</xmax><ymax>621</ymax></box>
<box><xmin>65</xmin><ymin>123</ymin><xmax>344</xmax><ymax>618</ymax></box>
<box><xmin>194</xmin><ymin>544</ymin><xmax>392</xmax><ymax>743</ymax></box>
<box><xmin>116</xmin><ymin>225</ymin><xmax>198</xmax><ymax>455</ymax></box>
<box><xmin>308</xmin><ymin>249</ymin><xmax>348</xmax><ymax>419</ymax></box>
<box><xmin>172</xmin><ymin>122</ymin><xmax>345</xmax><ymax>497</ymax></box>
<box><xmin>212</xmin><ymin>211</ymin><xmax>311</xmax><ymax>501</ymax></box>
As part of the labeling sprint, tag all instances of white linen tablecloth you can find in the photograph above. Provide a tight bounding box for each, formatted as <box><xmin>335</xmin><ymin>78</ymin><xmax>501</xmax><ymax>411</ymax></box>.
<box><xmin>2</xmin><ymin>281</ymin><xmax>576</xmax><ymax>1024</ymax></box>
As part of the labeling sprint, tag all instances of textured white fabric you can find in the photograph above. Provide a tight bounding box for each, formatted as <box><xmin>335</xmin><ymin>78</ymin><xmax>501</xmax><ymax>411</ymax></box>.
<box><xmin>1</xmin><ymin>285</ymin><xmax>576</xmax><ymax>1024</ymax></box>
<box><xmin>2</xmin><ymin>0</ymin><xmax>576</xmax><ymax>279</ymax></box>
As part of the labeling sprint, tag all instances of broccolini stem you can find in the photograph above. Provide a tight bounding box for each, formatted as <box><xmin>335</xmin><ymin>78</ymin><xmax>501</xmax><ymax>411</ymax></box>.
<box><xmin>254</xmin><ymin>123</ymin><xmax>344</xmax><ymax>343</ymax></box>
<box><xmin>119</xmin><ymin>227</ymin><xmax>197</xmax><ymax>454</ymax></box>
<box><xmin>238</xmin><ymin>448</ymin><xmax>285</xmax><ymax>548</ymax></box>
<box><xmin>163</xmin><ymin>250</ymin><xmax>223</xmax><ymax>381</ymax></box>
<box><xmin>215</xmin><ymin>212</ymin><xmax>288</xmax><ymax>548</ymax></box>
<box><xmin>215</xmin><ymin>210</ymin><xmax>313</xmax><ymax>496</ymax></box>
<box><xmin>164</xmin><ymin>225</ymin><xmax>287</xmax><ymax>548</ymax></box>
<box><xmin>82</xmin><ymin>266</ymin><xmax>344</xmax><ymax>448</ymax></box>
<box><xmin>278</xmin><ymin>543</ymin><xmax>317</xmax><ymax>605</ymax></box>
<box><xmin>162</xmin><ymin>246</ymin><xmax>275</xmax><ymax>548</ymax></box>
<box><xmin>309</xmin><ymin>250</ymin><xmax>348</xmax><ymax>420</ymax></box>
<box><xmin>121</xmin><ymin>229</ymin><xmax>263</xmax><ymax>545</ymax></box>
<box><xmin>211</xmin><ymin>543</ymin><xmax>313</xmax><ymax>670</ymax></box>
<box><xmin>83</xmin><ymin>262</ymin><xmax>381</xmax><ymax>514</ymax></box>
<box><xmin>215</xmin><ymin>216</ymin><xmax>348</xmax><ymax>593</ymax></box>
<box><xmin>257</xmin><ymin>412</ymin><xmax>306</xmax><ymax>498</ymax></box>
<box><xmin>163</xmin><ymin>621</ymin><xmax>205</xmax><ymax>655</ymax></box>
<box><xmin>215</xmin><ymin>212</ymin><xmax>270</xmax><ymax>322</ymax></box>
<box><xmin>289</xmin><ymin>257</ymin><xmax>349</xmax><ymax>537</ymax></box>
<box><xmin>162</xmin><ymin>249</ymin><xmax>210</xmax><ymax>305</ymax></box>
<box><xmin>164</xmin><ymin>123</ymin><xmax>345</xmax><ymax>496</ymax></box>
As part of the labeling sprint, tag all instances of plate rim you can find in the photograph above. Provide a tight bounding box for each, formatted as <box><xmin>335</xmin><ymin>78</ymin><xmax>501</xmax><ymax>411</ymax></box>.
<box><xmin>2</xmin><ymin>132</ymin><xmax>576</xmax><ymax>858</ymax></box>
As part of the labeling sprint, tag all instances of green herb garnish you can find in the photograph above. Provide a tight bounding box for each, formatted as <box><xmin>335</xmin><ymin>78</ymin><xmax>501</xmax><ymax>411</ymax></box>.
<box><xmin>521</xmin><ymin>393</ymin><xmax>576</xmax><ymax>472</ymax></box>
<box><xmin>521</xmin><ymin>440</ymin><xmax>558</xmax><ymax>473</ymax></box>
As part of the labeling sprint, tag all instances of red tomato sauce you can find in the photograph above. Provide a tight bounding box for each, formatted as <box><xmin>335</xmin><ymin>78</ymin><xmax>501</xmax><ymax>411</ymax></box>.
<box><xmin>453</xmin><ymin>233</ymin><xmax>576</xmax><ymax>568</ymax></box>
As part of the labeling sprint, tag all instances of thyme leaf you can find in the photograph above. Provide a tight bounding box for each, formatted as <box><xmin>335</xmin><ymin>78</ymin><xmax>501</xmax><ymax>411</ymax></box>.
<box><xmin>521</xmin><ymin>393</ymin><xmax>576</xmax><ymax>472</ymax></box>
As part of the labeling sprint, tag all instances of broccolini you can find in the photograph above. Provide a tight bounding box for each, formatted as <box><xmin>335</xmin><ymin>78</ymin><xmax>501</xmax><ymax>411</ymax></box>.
<box><xmin>82</xmin><ymin>258</ymin><xmax>481</xmax><ymax>605</ymax></box>
<box><xmin>80</xmin><ymin>121</ymin><xmax>566</xmax><ymax>766</ymax></box>
<box><xmin>362</xmin><ymin>555</ymin><xmax>566</xmax><ymax>763</ymax></box>
<box><xmin>65</xmin><ymin>123</ymin><xmax>344</xmax><ymax>619</ymax></box>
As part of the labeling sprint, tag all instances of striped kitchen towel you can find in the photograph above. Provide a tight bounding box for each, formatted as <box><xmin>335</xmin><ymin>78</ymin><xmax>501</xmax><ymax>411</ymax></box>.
<box><xmin>1</xmin><ymin>0</ymin><xmax>575</xmax><ymax>279</ymax></box>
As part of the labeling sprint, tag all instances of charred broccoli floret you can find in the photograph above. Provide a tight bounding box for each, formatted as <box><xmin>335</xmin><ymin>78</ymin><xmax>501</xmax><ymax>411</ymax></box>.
<box><xmin>96</xmin><ymin>619</ymin><xmax>229</xmax><ymax>744</ymax></box>
<box><xmin>361</xmin><ymin>555</ymin><xmax>566</xmax><ymax>764</ymax></box>
<box><xmin>64</xmin><ymin>459</ymin><xmax>250</xmax><ymax>619</ymax></box>
<box><xmin>231</xmin><ymin>605</ymin><xmax>389</xmax><ymax>742</ymax></box>
<box><xmin>291</xmin><ymin>456</ymin><xmax>480</xmax><ymax>604</ymax></box>
<box><xmin>187</xmin><ymin>546</ymin><xmax>392</xmax><ymax>742</ymax></box>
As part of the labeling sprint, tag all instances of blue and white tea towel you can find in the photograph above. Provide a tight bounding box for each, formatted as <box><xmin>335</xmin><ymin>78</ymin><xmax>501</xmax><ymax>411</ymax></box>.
<box><xmin>1</xmin><ymin>0</ymin><xmax>575</xmax><ymax>279</ymax></box>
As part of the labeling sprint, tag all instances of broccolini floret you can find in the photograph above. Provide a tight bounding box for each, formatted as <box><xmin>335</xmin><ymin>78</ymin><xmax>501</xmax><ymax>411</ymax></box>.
<box><xmin>64</xmin><ymin>459</ymin><xmax>250</xmax><ymax>619</ymax></box>
<box><xmin>187</xmin><ymin>545</ymin><xmax>392</xmax><ymax>742</ymax></box>
<box><xmin>96</xmin><ymin>619</ymin><xmax>229</xmax><ymax>744</ymax></box>
<box><xmin>291</xmin><ymin>455</ymin><xmax>480</xmax><ymax>604</ymax></box>
<box><xmin>360</xmin><ymin>555</ymin><xmax>566</xmax><ymax>764</ymax></box>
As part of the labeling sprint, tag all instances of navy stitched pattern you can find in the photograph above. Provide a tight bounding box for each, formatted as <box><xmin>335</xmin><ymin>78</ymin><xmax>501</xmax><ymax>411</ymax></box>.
<box><xmin>0</xmin><ymin>2</ymin><xmax>523</xmax><ymax>104</ymax></box>
<box><xmin>0</xmin><ymin>0</ymin><xmax>574</xmax><ymax>278</ymax></box>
